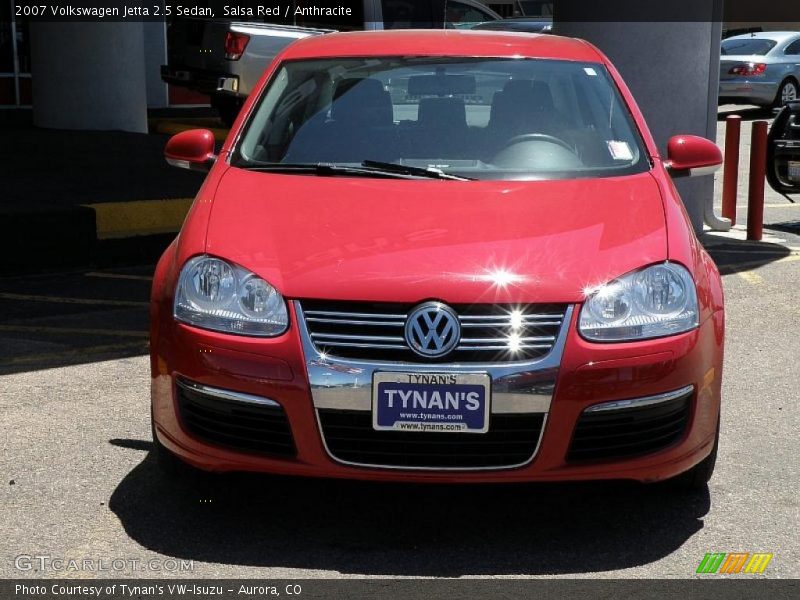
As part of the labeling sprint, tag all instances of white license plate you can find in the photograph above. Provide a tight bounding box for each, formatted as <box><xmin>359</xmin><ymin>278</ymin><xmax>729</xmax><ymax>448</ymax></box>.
<box><xmin>372</xmin><ymin>372</ymin><xmax>491</xmax><ymax>433</ymax></box>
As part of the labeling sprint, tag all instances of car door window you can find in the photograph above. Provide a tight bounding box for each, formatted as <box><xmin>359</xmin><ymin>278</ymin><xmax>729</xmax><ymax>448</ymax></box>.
<box><xmin>785</xmin><ymin>40</ymin><xmax>800</xmax><ymax>56</ymax></box>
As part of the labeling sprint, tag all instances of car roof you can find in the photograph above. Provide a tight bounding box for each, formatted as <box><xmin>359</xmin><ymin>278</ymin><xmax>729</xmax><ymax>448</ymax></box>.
<box><xmin>725</xmin><ymin>31</ymin><xmax>800</xmax><ymax>42</ymax></box>
<box><xmin>280</xmin><ymin>29</ymin><xmax>602</xmax><ymax>63</ymax></box>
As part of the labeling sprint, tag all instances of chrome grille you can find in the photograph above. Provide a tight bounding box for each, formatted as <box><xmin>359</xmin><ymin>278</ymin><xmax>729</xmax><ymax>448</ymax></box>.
<box><xmin>299</xmin><ymin>300</ymin><xmax>568</xmax><ymax>363</ymax></box>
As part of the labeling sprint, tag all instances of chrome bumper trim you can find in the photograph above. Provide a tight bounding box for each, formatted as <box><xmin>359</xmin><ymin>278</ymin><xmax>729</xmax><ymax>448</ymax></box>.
<box><xmin>217</xmin><ymin>76</ymin><xmax>239</xmax><ymax>94</ymax></box>
<box><xmin>295</xmin><ymin>301</ymin><xmax>573</xmax><ymax>415</ymax></box>
<box><xmin>175</xmin><ymin>378</ymin><xmax>280</xmax><ymax>408</ymax></box>
<box><xmin>584</xmin><ymin>385</ymin><xmax>695</xmax><ymax>413</ymax></box>
<box><xmin>309</xmin><ymin>385</ymin><xmax>554</xmax><ymax>414</ymax></box>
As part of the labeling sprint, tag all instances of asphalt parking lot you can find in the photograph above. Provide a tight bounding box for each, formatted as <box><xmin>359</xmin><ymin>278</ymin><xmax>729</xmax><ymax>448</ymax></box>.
<box><xmin>1</xmin><ymin>107</ymin><xmax>799</xmax><ymax>579</ymax></box>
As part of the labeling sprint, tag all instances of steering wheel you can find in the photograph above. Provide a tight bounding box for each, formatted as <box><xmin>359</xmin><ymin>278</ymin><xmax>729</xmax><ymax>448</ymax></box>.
<box><xmin>504</xmin><ymin>133</ymin><xmax>576</xmax><ymax>153</ymax></box>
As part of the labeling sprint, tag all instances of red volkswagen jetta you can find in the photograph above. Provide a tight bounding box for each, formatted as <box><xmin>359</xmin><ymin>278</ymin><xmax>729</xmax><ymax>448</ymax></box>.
<box><xmin>151</xmin><ymin>30</ymin><xmax>725</xmax><ymax>488</ymax></box>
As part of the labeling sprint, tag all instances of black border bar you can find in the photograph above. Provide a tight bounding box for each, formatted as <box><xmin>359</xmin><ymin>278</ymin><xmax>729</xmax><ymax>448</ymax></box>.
<box><xmin>4</xmin><ymin>579</ymin><xmax>800</xmax><ymax>600</ymax></box>
<box><xmin>10</xmin><ymin>0</ymin><xmax>800</xmax><ymax>23</ymax></box>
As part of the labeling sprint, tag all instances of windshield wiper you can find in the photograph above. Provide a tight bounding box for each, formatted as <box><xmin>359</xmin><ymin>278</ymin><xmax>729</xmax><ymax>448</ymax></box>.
<box><xmin>362</xmin><ymin>160</ymin><xmax>474</xmax><ymax>181</ymax></box>
<box><xmin>236</xmin><ymin>163</ymin><xmax>419</xmax><ymax>179</ymax></box>
<box><xmin>236</xmin><ymin>162</ymin><xmax>471</xmax><ymax>180</ymax></box>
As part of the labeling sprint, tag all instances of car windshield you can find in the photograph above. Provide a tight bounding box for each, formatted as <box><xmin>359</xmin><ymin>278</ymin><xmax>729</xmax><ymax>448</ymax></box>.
<box><xmin>721</xmin><ymin>38</ymin><xmax>777</xmax><ymax>56</ymax></box>
<box><xmin>234</xmin><ymin>57</ymin><xmax>649</xmax><ymax>180</ymax></box>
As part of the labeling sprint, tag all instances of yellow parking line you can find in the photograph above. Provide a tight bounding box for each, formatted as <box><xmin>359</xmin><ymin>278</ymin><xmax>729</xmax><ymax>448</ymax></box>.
<box><xmin>732</xmin><ymin>203</ymin><xmax>800</xmax><ymax>208</ymax></box>
<box><xmin>86</xmin><ymin>198</ymin><xmax>193</xmax><ymax>239</ymax></box>
<box><xmin>719</xmin><ymin>253</ymin><xmax>800</xmax><ymax>275</ymax></box>
<box><xmin>737</xmin><ymin>271</ymin><xmax>764</xmax><ymax>285</ymax></box>
<box><xmin>148</xmin><ymin>116</ymin><xmax>222</xmax><ymax>129</ymax></box>
<box><xmin>712</xmin><ymin>249</ymin><xmax>798</xmax><ymax>256</ymax></box>
<box><xmin>153</xmin><ymin>120</ymin><xmax>229</xmax><ymax>142</ymax></box>
<box><xmin>0</xmin><ymin>325</ymin><xmax>148</xmax><ymax>338</ymax></box>
<box><xmin>85</xmin><ymin>272</ymin><xmax>153</xmax><ymax>281</ymax></box>
<box><xmin>0</xmin><ymin>292</ymin><xmax>148</xmax><ymax>307</ymax></box>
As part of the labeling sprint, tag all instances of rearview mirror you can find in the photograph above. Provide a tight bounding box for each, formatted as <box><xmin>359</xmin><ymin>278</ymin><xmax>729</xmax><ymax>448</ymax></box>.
<box><xmin>665</xmin><ymin>135</ymin><xmax>722</xmax><ymax>177</ymax></box>
<box><xmin>164</xmin><ymin>129</ymin><xmax>216</xmax><ymax>172</ymax></box>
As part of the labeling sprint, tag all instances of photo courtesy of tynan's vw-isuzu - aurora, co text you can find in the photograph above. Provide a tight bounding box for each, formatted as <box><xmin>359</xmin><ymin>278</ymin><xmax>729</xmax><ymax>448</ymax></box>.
<box><xmin>151</xmin><ymin>30</ymin><xmax>725</xmax><ymax>490</ymax></box>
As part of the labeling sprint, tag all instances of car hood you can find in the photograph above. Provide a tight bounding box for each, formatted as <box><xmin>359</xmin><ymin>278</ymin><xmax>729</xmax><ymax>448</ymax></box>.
<box><xmin>205</xmin><ymin>169</ymin><xmax>667</xmax><ymax>304</ymax></box>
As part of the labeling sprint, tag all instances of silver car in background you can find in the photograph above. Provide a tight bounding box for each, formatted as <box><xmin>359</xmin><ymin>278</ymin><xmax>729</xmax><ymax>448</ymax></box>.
<box><xmin>719</xmin><ymin>31</ymin><xmax>800</xmax><ymax>107</ymax></box>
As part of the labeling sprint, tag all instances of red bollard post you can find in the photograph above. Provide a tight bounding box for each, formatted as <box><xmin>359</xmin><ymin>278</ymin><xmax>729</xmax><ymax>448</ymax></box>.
<box><xmin>747</xmin><ymin>120</ymin><xmax>768</xmax><ymax>241</ymax></box>
<box><xmin>721</xmin><ymin>115</ymin><xmax>741</xmax><ymax>225</ymax></box>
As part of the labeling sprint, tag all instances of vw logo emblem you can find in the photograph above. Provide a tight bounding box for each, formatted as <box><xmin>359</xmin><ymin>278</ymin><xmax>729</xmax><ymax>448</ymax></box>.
<box><xmin>405</xmin><ymin>302</ymin><xmax>460</xmax><ymax>358</ymax></box>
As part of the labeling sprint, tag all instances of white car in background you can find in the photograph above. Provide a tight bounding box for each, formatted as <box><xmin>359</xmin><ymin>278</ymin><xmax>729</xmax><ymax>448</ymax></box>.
<box><xmin>719</xmin><ymin>31</ymin><xmax>800</xmax><ymax>108</ymax></box>
<box><xmin>161</xmin><ymin>0</ymin><xmax>501</xmax><ymax>125</ymax></box>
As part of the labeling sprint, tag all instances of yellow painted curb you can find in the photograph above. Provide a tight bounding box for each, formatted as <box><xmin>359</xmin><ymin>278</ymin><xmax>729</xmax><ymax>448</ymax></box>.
<box><xmin>86</xmin><ymin>198</ymin><xmax>194</xmax><ymax>239</ymax></box>
<box><xmin>150</xmin><ymin>119</ymin><xmax>229</xmax><ymax>142</ymax></box>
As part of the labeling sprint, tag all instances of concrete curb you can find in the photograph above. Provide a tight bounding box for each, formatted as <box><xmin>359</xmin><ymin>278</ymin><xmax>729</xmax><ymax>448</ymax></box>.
<box><xmin>148</xmin><ymin>118</ymin><xmax>229</xmax><ymax>142</ymax></box>
<box><xmin>86</xmin><ymin>198</ymin><xmax>193</xmax><ymax>239</ymax></box>
<box><xmin>0</xmin><ymin>198</ymin><xmax>193</xmax><ymax>274</ymax></box>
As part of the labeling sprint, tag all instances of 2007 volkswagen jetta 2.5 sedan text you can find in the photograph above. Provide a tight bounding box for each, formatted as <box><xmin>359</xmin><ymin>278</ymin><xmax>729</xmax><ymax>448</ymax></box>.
<box><xmin>151</xmin><ymin>30</ymin><xmax>725</xmax><ymax>489</ymax></box>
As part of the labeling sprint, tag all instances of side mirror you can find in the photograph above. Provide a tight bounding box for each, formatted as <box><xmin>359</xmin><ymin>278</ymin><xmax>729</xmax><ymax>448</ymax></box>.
<box><xmin>665</xmin><ymin>135</ymin><xmax>723</xmax><ymax>177</ymax></box>
<box><xmin>164</xmin><ymin>129</ymin><xmax>216</xmax><ymax>172</ymax></box>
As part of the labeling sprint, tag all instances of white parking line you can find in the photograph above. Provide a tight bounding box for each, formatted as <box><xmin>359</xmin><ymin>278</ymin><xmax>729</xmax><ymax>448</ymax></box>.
<box><xmin>0</xmin><ymin>292</ymin><xmax>148</xmax><ymax>307</ymax></box>
<box><xmin>0</xmin><ymin>324</ymin><xmax>148</xmax><ymax>338</ymax></box>
<box><xmin>3</xmin><ymin>341</ymin><xmax>148</xmax><ymax>366</ymax></box>
<box><xmin>85</xmin><ymin>272</ymin><xmax>152</xmax><ymax>282</ymax></box>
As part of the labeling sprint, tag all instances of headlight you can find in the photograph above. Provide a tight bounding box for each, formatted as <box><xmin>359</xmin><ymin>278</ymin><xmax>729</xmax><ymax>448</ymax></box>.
<box><xmin>579</xmin><ymin>262</ymin><xmax>699</xmax><ymax>342</ymax></box>
<box><xmin>174</xmin><ymin>256</ymin><xmax>288</xmax><ymax>336</ymax></box>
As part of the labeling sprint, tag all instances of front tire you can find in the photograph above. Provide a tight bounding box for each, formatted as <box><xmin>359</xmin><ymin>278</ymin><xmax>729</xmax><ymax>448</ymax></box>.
<box><xmin>774</xmin><ymin>78</ymin><xmax>799</xmax><ymax>108</ymax></box>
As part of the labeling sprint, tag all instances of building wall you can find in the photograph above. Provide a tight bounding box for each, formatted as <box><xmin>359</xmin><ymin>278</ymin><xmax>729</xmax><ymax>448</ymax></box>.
<box><xmin>143</xmin><ymin>21</ymin><xmax>169</xmax><ymax>109</ymax></box>
<box><xmin>29</xmin><ymin>22</ymin><xmax>148</xmax><ymax>132</ymax></box>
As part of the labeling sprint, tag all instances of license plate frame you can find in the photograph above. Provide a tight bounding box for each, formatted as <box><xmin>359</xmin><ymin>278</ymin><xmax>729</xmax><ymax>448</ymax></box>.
<box><xmin>372</xmin><ymin>372</ymin><xmax>491</xmax><ymax>434</ymax></box>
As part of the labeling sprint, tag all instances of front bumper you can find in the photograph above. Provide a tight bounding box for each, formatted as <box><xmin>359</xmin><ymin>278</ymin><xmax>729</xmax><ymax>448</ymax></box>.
<box><xmin>151</xmin><ymin>304</ymin><xmax>723</xmax><ymax>484</ymax></box>
<box><xmin>719</xmin><ymin>79</ymin><xmax>779</xmax><ymax>105</ymax></box>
